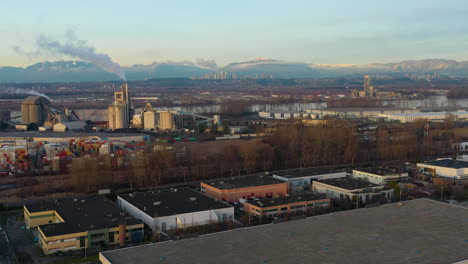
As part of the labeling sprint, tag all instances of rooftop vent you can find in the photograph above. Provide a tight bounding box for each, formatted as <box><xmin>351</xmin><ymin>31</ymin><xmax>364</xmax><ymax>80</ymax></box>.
<box><xmin>189</xmin><ymin>197</ymin><xmax>196</xmax><ymax>201</ymax></box>
<box><xmin>154</xmin><ymin>201</ymin><xmax>161</xmax><ymax>205</ymax></box>
<box><xmin>143</xmin><ymin>206</ymin><xmax>147</xmax><ymax>211</ymax></box>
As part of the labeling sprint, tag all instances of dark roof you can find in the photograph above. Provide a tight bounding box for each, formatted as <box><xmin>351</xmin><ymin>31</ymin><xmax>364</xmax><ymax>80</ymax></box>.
<box><xmin>273</xmin><ymin>168</ymin><xmax>345</xmax><ymax>179</ymax></box>
<box><xmin>245</xmin><ymin>193</ymin><xmax>329</xmax><ymax>208</ymax></box>
<box><xmin>354</xmin><ymin>167</ymin><xmax>407</xmax><ymax>176</ymax></box>
<box><xmin>100</xmin><ymin>199</ymin><xmax>468</xmax><ymax>264</ymax></box>
<box><xmin>202</xmin><ymin>175</ymin><xmax>285</xmax><ymax>190</ymax></box>
<box><xmin>421</xmin><ymin>159</ymin><xmax>468</xmax><ymax>169</ymax></box>
<box><xmin>26</xmin><ymin>196</ymin><xmax>140</xmax><ymax>237</ymax></box>
<box><xmin>118</xmin><ymin>188</ymin><xmax>232</xmax><ymax>217</ymax></box>
<box><xmin>316</xmin><ymin>177</ymin><xmax>381</xmax><ymax>190</ymax></box>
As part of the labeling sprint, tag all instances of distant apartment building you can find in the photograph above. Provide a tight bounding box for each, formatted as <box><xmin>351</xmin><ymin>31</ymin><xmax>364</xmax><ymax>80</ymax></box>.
<box><xmin>272</xmin><ymin>168</ymin><xmax>346</xmax><ymax>193</ymax></box>
<box><xmin>24</xmin><ymin>197</ymin><xmax>143</xmax><ymax>255</ymax></box>
<box><xmin>352</xmin><ymin>168</ymin><xmax>408</xmax><ymax>185</ymax></box>
<box><xmin>417</xmin><ymin>159</ymin><xmax>468</xmax><ymax>180</ymax></box>
<box><xmin>117</xmin><ymin>188</ymin><xmax>234</xmax><ymax>232</ymax></box>
<box><xmin>312</xmin><ymin>177</ymin><xmax>394</xmax><ymax>203</ymax></box>
<box><xmin>201</xmin><ymin>175</ymin><xmax>288</xmax><ymax>202</ymax></box>
<box><xmin>244</xmin><ymin>193</ymin><xmax>330</xmax><ymax>218</ymax></box>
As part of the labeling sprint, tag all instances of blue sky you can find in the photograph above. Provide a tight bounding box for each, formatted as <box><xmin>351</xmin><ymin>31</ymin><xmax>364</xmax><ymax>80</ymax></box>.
<box><xmin>1</xmin><ymin>0</ymin><xmax>468</xmax><ymax>67</ymax></box>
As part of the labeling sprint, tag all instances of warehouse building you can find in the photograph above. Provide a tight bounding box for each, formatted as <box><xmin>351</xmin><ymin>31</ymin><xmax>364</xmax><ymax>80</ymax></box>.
<box><xmin>244</xmin><ymin>193</ymin><xmax>330</xmax><ymax>218</ymax></box>
<box><xmin>312</xmin><ymin>177</ymin><xmax>394</xmax><ymax>203</ymax></box>
<box><xmin>379</xmin><ymin>111</ymin><xmax>468</xmax><ymax>123</ymax></box>
<box><xmin>352</xmin><ymin>167</ymin><xmax>408</xmax><ymax>185</ymax></box>
<box><xmin>117</xmin><ymin>188</ymin><xmax>234</xmax><ymax>232</ymax></box>
<box><xmin>99</xmin><ymin>199</ymin><xmax>468</xmax><ymax>264</ymax></box>
<box><xmin>272</xmin><ymin>168</ymin><xmax>346</xmax><ymax>193</ymax></box>
<box><xmin>308</xmin><ymin>108</ymin><xmax>420</xmax><ymax>119</ymax></box>
<box><xmin>417</xmin><ymin>159</ymin><xmax>468</xmax><ymax>179</ymax></box>
<box><xmin>201</xmin><ymin>175</ymin><xmax>288</xmax><ymax>202</ymax></box>
<box><xmin>24</xmin><ymin>196</ymin><xmax>143</xmax><ymax>255</ymax></box>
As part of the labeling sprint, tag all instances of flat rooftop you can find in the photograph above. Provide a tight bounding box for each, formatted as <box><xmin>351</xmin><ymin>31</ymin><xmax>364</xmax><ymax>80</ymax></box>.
<box><xmin>273</xmin><ymin>168</ymin><xmax>345</xmax><ymax>179</ymax></box>
<box><xmin>420</xmin><ymin>159</ymin><xmax>468</xmax><ymax>169</ymax></box>
<box><xmin>316</xmin><ymin>177</ymin><xmax>381</xmax><ymax>190</ymax></box>
<box><xmin>118</xmin><ymin>188</ymin><xmax>232</xmax><ymax>217</ymax></box>
<box><xmin>354</xmin><ymin>167</ymin><xmax>407</xmax><ymax>176</ymax></box>
<box><xmin>245</xmin><ymin>193</ymin><xmax>328</xmax><ymax>208</ymax></box>
<box><xmin>202</xmin><ymin>175</ymin><xmax>285</xmax><ymax>190</ymax></box>
<box><xmin>26</xmin><ymin>196</ymin><xmax>140</xmax><ymax>237</ymax></box>
<box><xmin>100</xmin><ymin>199</ymin><xmax>468</xmax><ymax>264</ymax></box>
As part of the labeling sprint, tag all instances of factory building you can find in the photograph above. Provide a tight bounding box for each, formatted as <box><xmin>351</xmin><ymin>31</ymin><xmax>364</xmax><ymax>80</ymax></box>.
<box><xmin>312</xmin><ymin>177</ymin><xmax>394</xmax><ymax>203</ymax></box>
<box><xmin>109</xmin><ymin>84</ymin><xmax>133</xmax><ymax>130</ymax></box>
<box><xmin>272</xmin><ymin>168</ymin><xmax>347</xmax><ymax>193</ymax></box>
<box><xmin>117</xmin><ymin>188</ymin><xmax>234</xmax><ymax>232</ymax></box>
<box><xmin>352</xmin><ymin>168</ymin><xmax>408</xmax><ymax>185</ymax></box>
<box><xmin>20</xmin><ymin>96</ymin><xmax>80</xmax><ymax>128</ymax></box>
<box><xmin>417</xmin><ymin>159</ymin><xmax>468</xmax><ymax>179</ymax></box>
<box><xmin>379</xmin><ymin>111</ymin><xmax>468</xmax><ymax>123</ymax></box>
<box><xmin>243</xmin><ymin>193</ymin><xmax>331</xmax><ymax>218</ymax></box>
<box><xmin>24</xmin><ymin>196</ymin><xmax>143</xmax><ymax>255</ymax></box>
<box><xmin>351</xmin><ymin>75</ymin><xmax>377</xmax><ymax>98</ymax></box>
<box><xmin>137</xmin><ymin>103</ymin><xmax>175</xmax><ymax>131</ymax></box>
<box><xmin>201</xmin><ymin>175</ymin><xmax>288</xmax><ymax>202</ymax></box>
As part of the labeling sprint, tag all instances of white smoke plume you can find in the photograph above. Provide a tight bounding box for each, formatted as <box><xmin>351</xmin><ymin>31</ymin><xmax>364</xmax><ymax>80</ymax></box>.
<box><xmin>3</xmin><ymin>88</ymin><xmax>51</xmax><ymax>100</ymax></box>
<box><xmin>14</xmin><ymin>30</ymin><xmax>126</xmax><ymax>81</ymax></box>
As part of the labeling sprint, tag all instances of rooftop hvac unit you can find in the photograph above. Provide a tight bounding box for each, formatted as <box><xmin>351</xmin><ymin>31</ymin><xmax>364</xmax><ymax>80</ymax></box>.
<box><xmin>189</xmin><ymin>197</ymin><xmax>196</xmax><ymax>201</ymax></box>
<box><xmin>154</xmin><ymin>201</ymin><xmax>161</xmax><ymax>205</ymax></box>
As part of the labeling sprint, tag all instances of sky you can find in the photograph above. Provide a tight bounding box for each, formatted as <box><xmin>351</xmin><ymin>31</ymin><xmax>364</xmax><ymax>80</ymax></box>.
<box><xmin>1</xmin><ymin>0</ymin><xmax>468</xmax><ymax>67</ymax></box>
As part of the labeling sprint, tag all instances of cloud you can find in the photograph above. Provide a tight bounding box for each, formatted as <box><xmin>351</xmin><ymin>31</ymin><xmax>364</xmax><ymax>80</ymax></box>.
<box><xmin>195</xmin><ymin>58</ymin><xmax>218</xmax><ymax>70</ymax></box>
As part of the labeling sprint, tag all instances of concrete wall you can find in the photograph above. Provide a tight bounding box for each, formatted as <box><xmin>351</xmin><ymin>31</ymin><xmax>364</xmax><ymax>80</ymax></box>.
<box><xmin>352</xmin><ymin>170</ymin><xmax>408</xmax><ymax>185</ymax></box>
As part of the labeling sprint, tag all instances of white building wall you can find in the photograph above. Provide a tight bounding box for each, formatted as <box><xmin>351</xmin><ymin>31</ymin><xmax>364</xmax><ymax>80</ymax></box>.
<box><xmin>117</xmin><ymin>196</ymin><xmax>234</xmax><ymax>232</ymax></box>
<box><xmin>417</xmin><ymin>163</ymin><xmax>466</xmax><ymax>179</ymax></box>
<box><xmin>117</xmin><ymin>196</ymin><xmax>155</xmax><ymax>229</ymax></box>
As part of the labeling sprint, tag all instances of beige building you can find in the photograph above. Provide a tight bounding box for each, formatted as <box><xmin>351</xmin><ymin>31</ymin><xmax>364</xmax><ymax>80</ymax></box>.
<box><xmin>312</xmin><ymin>177</ymin><xmax>394</xmax><ymax>203</ymax></box>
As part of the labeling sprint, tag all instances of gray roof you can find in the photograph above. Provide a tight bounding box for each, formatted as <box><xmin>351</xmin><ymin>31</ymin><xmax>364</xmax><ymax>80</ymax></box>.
<box><xmin>202</xmin><ymin>175</ymin><xmax>284</xmax><ymax>190</ymax></box>
<box><xmin>316</xmin><ymin>177</ymin><xmax>381</xmax><ymax>190</ymax></box>
<box><xmin>273</xmin><ymin>168</ymin><xmax>345</xmax><ymax>179</ymax></box>
<box><xmin>100</xmin><ymin>199</ymin><xmax>468</xmax><ymax>264</ymax></box>
<box><xmin>420</xmin><ymin>159</ymin><xmax>468</xmax><ymax>169</ymax></box>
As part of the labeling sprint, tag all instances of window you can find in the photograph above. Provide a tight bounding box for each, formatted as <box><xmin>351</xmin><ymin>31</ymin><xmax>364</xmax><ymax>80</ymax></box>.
<box><xmin>79</xmin><ymin>236</ymin><xmax>86</xmax><ymax>248</ymax></box>
<box><xmin>290</xmin><ymin>205</ymin><xmax>305</xmax><ymax>209</ymax></box>
<box><xmin>281</xmin><ymin>207</ymin><xmax>288</xmax><ymax>211</ymax></box>
<box><xmin>264</xmin><ymin>208</ymin><xmax>278</xmax><ymax>213</ymax></box>
<box><xmin>109</xmin><ymin>232</ymin><xmax>114</xmax><ymax>243</ymax></box>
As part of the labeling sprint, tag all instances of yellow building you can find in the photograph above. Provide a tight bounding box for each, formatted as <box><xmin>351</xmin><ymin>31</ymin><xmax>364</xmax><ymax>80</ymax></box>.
<box><xmin>24</xmin><ymin>196</ymin><xmax>143</xmax><ymax>255</ymax></box>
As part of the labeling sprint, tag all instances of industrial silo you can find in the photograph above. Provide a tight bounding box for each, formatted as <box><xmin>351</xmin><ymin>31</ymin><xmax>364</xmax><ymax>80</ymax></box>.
<box><xmin>21</xmin><ymin>96</ymin><xmax>50</xmax><ymax>125</ymax></box>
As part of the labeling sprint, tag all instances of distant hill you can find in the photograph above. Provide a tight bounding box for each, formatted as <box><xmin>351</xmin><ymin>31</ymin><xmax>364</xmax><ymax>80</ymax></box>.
<box><xmin>1</xmin><ymin>59</ymin><xmax>468</xmax><ymax>83</ymax></box>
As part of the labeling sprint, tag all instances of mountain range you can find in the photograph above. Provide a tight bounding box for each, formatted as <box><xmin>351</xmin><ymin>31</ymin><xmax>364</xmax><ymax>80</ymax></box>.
<box><xmin>1</xmin><ymin>58</ymin><xmax>468</xmax><ymax>83</ymax></box>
